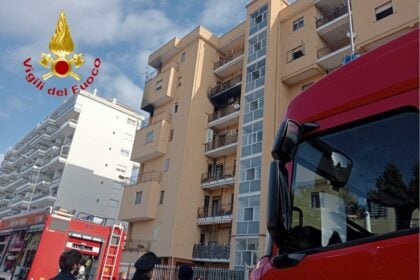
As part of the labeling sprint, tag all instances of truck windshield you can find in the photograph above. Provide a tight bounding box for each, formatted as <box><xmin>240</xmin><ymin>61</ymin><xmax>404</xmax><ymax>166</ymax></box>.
<box><xmin>286</xmin><ymin>111</ymin><xmax>419</xmax><ymax>253</ymax></box>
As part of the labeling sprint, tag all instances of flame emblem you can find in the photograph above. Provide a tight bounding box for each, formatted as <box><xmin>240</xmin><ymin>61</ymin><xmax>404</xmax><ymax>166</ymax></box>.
<box><xmin>39</xmin><ymin>11</ymin><xmax>84</xmax><ymax>80</ymax></box>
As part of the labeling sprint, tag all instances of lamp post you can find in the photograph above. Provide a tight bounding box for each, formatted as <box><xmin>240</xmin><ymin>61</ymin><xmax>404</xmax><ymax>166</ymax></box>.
<box><xmin>20</xmin><ymin>154</ymin><xmax>41</xmax><ymax>212</ymax></box>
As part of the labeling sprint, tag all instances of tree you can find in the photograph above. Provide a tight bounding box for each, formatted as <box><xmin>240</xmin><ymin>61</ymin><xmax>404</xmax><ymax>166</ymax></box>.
<box><xmin>368</xmin><ymin>162</ymin><xmax>419</xmax><ymax>230</ymax></box>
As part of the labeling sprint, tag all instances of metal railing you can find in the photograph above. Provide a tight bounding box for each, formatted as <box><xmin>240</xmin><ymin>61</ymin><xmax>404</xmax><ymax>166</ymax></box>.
<box><xmin>145</xmin><ymin>70</ymin><xmax>158</xmax><ymax>83</ymax></box>
<box><xmin>209</xmin><ymin>75</ymin><xmax>242</xmax><ymax>98</ymax></box>
<box><xmin>124</xmin><ymin>239</ymin><xmax>151</xmax><ymax>252</ymax></box>
<box><xmin>140</xmin><ymin>170</ymin><xmax>162</xmax><ymax>184</ymax></box>
<box><xmin>140</xmin><ymin>265</ymin><xmax>244</xmax><ymax>280</ymax></box>
<box><xmin>205</xmin><ymin>134</ymin><xmax>238</xmax><ymax>152</ymax></box>
<box><xmin>201</xmin><ymin>167</ymin><xmax>235</xmax><ymax>183</ymax></box>
<box><xmin>214</xmin><ymin>48</ymin><xmax>244</xmax><ymax>70</ymax></box>
<box><xmin>140</xmin><ymin>112</ymin><xmax>172</xmax><ymax>129</ymax></box>
<box><xmin>192</xmin><ymin>243</ymin><xmax>231</xmax><ymax>260</ymax></box>
<box><xmin>316</xmin><ymin>5</ymin><xmax>348</xmax><ymax>28</ymax></box>
<box><xmin>317</xmin><ymin>38</ymin><xmax>351</xmax><ymax>59</ymax></box>
<box><xmin>208</xmin><ymin>104</ymin><xmax>240</xmax><ymax>123</ymax></box>
<box><xmin>197</xmin><ymin>205</ymin><xmax>233</xmax><ymax>219</ymax></box>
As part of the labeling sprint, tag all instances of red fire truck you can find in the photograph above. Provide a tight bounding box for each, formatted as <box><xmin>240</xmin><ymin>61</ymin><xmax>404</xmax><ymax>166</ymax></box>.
<box><xmin>0</xmin><ymin>208</ymin><xmax>125</xmax><ymax>280</ymax></box>
<box><xmin>251</xmin><ymin>29</ymin><xmax>419</xmax><ymax>279</ymax></box>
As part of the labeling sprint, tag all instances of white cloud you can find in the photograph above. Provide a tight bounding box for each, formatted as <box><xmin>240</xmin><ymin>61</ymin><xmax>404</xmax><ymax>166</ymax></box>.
<box><xmin>0</xmin><ymin>153</ymin><xmax>4</xmax><ymax>163</ymax></box>
<box><xmin>200</xmin><ymin>0</ymin><xmax>247</xmax><ymax>32</ymax></box>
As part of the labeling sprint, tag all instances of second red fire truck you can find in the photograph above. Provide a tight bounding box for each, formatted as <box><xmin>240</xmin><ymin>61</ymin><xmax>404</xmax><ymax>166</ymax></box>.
<box><xmin>0</xmin><ymin>208</ymin><xmax>125</xmax><ymax>280</ymax></box>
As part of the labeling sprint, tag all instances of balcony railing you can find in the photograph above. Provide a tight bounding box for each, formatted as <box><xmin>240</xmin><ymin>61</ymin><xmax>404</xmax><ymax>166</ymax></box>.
<box><xmin>197</xmin><ymin>205</ymin><xmax>232</xmax><ymax>219</ymax></box>
<box><xmin>145</xmin><ymin>70</ymin><xmax>158</xmax><ymax>83</ymax></box>
<box><xmin>208</xmin><ymin>105</ymin><xmax>240</xmax><ymax>123</ymax></box>
<box><xmin>205</xmin><ymin>134</ymin><xmax>238</xmax><ymax>152</ymax></box>
<box><xmin>201</xmin><ymin>167</ymin><xmax>235</xmax><ymax>184</ymax></box>
<box><xmin>316</xmin><ymin>6</ymin><xmax>348</xmax><ymax>28</ymax></box>
<box><xmin>192</xmin><ymin>243</ymin><xmax>230</xmax><ymax>260</ymax></box>
<box><xmin>139</xmin><ymin>171</ymin><xmax>162</xmax><ymax>184</ymax></box>
<box><xmin>209</xmin><ymin>76</ymin><xmax>242</xmax><ymax>99</ymax></box>
<box><xmin>214</xmin><ymin>49</ymin><xmax>244</xmax><ymax>70</ymax></box>
<box><xmin>317</xmin><ymin>38</ymin><xmax>351</xmax><ymax>59</ymax></box>
<box><xmin>140</xmin><ymin>112</ymin><xmax>172</xmax><ymax>129</ymax></box>
<box><xmin>124</xmin><ymin>239</ymin><xmax>151</xmax><ymax>252</ymax></box>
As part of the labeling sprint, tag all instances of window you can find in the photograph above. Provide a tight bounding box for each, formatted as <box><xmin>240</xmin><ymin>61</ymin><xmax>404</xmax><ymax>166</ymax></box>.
<box><xmin>177</xmin><ymin>76</ymin><xmax>182</xmax><ymax>87</ymax></box>
<box><xmin>108</xmin><ymin>199</ymin><xmax>119</xmax><ymax>208</ymax></box>
<box><xmin>287</xmin><ymin>43</ymin><xmax>305</xmax><ymax>63</ymax></box>
<box><xmin>159</xmin><ymin>191</ymin><xmax>165</xmax><ymax>204</ymax></box>
<box><xmin>156</xmin><ymin>79</ymin><xmax>163</xmax><ymax>91</ymax></box>
<box><xmin>145</xmin><ymin>131</ymin><xmax>154</xmax><ymax>144</ymax></box>
<box><xmin>173</xmin><ymin>102</ymin><xmax>178</xmax><ymax>114</ymax></box>
<box><xmin>375</xmin><ymin>2</ymin><xmax>393</xmax><ymax>21</ymax></box>
<box><xmin>244</xmin><ymin>208</ymin><xmax>254</xmax><ymax>221</ymax></box>
<box><xmin>180</xmin><ymin>52</ymin><xmax>186</xmax><ymax>62</ymax></box>
<box><xmin>311</xmin><ymin>192</ymin><xmax>321</xmax><ymax>208</ymax></box>
<box><xmin>163</xmin><ymin>159</ymin><xmax>170</xmax><ymax>172</ymax></box>
<box><xmin>169</xmin><ymin>129</ymin><xmax>174</xmax><ymax>141</ymax></box>
<box><xmin>116</xmin><ymin>165</ymin><xmax>126</xmax><ymax>173</ymax></box>
<box><xmin>120</xmin><ymin>149</ymin><xmax>130</xmax><ymax>157</ymax></box>
<box><xmin>135</xmin><ymin>191</ymin><xmax>143</xmax><ymax>205</ymax></box>
<box><xmin>293</xmin><ymin>17</ymin><xmax>304</xmax><ymax>31</ymax></box>
<box><xmin>112</xmin><ymin>181</ymin><xmax>123</xmax><ymax>190</ymax></box>
<box><xmin>287</xmin><ymin>111</ymin><xmax>419</xmax><ymax>253</ymax></box>
<box><xmin>127</xmin><ymin>118</ymin><xmax>136</xmax><ymax>126</ymax></box>
<box><xmin>123</xmin><ymin>133</ymin><xmax>133</xmax><ymax>142</ymax></box>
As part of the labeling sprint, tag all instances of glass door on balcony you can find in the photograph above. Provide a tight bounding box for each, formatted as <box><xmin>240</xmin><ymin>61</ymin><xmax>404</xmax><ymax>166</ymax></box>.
<box><xmin>212</xmin><ymin>198</ymin><xmax>221</xmax><ymax>216</ymax></box>
<box><xmin>204</xmin><ymin>196</ymin><xmax>210</xmax><ymax>216</ymax></box>
<box><xmin>215</xmin><ymin>164</ymin><xmax>224</xmax><ymax>179</ymax></box>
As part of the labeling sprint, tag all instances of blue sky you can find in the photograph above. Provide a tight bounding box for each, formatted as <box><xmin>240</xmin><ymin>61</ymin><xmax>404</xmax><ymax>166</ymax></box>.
<box><xmin>0</xmin><ymin>0</ymin><xmax>248</xmax><ymax>161</ymax></box>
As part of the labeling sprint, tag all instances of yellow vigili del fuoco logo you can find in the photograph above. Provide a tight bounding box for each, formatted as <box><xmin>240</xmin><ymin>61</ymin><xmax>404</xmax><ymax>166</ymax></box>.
<box><xmin>39</xmin><ymin>11</ymin><xmax>84</xmax><ymax>80</ymax></box>
<box><xmin>23</xmin><ymin>11</ymin><xmax>101</xmax><ymax>96</ymax></box>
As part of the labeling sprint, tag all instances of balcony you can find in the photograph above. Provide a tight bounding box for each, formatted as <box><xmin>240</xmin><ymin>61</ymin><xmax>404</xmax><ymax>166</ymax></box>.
<box><xmin>131</xmin><ymin>113</ymin><xmax>171</xmax><ymax>163</ymax></box>
<box><xmin>0</xmin><ymin>207</ymin><xmax>12</xmax><ymax>217</ymax></box>
<box><xmin>197</xmin><ymin>205</ymin><xmax>233</xmax><ymax>225</ymax></box>
<box><xmin>10</xmin><ymin>193</ymin><xmax>31</xmax><ymax>209</ymax></box>
<box><xmin>201</xmin><ymin>167</ymin><xmax>235</xmax><ymax>190</ymax></box>
<box><xmin>119</xmin><ymin>171</ymin><xmax>162</xmax><ymax>222</ymax></box>
<box><xmin>316</xmin><ymin>3</ymin><xmax>350</xmax><ymax>46</ymax></box>
<box><xmin>1</xmin><ymin>177</ymin><xmax>25</xmax><ymax>192</ymax></box>
<box><xmin>208</xmin><ymin>104</ymin><xmax>240</xmax><ymax>130</ymax></box>
<box><xmin>141</xmin><ymin>62</ymin><xmax>178</xmax><ymax>113</ymax></box>
<box><xmin>317</xmin><ymin>38</ymin><xmax>351</xmax><ymax>70</ymax></box>
<box><xmin>15</xmin><ymin>178</ymin><xmax>51</xmax><ymax>195</ymax></box>
<box><xmin>30</xmin><ymin>192</ymin><xmax>56</xmax><ymax>208</ymax></box>
<box><xmin>208</xmin><ymin>76</ymin><xmax>242</xmax><ymax>108</ymax></box>
<box><xmin>192</xmin><ymin>243</ymin><xmax>230</xmax><ymax>263</ymax></box>
<box><xmin>0</xmin><ymin>194</ymin><xmax>13</xmax><ymax>206</ymax></box>
<box><xmin>214</xmin><ymin>49</ymin><xmax>244</xmax><ymax>78</ymax></box>
<box><xmin>204</xmin><ymin>134</ymin><xmax>238</xmax><ymax>158</ymax></box>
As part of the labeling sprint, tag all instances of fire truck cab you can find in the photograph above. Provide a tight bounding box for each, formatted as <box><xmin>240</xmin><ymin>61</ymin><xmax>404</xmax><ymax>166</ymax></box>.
<box><xmin>251</xmin><ymin>29</ymin><xmax>419</xmax><ymax>279</ymax></box>
<box><xmin>0</xmin><ymin>208</ymin><xmax>124</xmax><ymax>280</ymax></box>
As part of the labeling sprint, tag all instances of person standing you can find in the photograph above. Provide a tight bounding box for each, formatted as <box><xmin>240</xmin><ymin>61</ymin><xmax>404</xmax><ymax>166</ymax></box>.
<box><xmin>50</xmin><ymin>249</ymin><xmax>82</xmax><ymax>280</ymax></box>
<box><xmin>178</xmin><ymin>264</ymin><xmax>193</xmax><ymax>280</ymax></box>
<box><xmin>132</xmin><ymin>252</ymin><xmax>160</xmax><ymax>280</ymax></box>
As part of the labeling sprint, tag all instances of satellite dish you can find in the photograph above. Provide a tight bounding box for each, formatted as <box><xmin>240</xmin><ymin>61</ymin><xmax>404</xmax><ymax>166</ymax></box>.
<box><xmin>232</xmin><ymin>103</ymin><xmax>240</xmax><ymax>109</ymax></box>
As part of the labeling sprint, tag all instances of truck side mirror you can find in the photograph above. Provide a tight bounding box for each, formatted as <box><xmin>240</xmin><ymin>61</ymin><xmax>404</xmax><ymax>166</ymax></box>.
<box><xmin>267</xmin><ymin>160</ymin><xmax>291</xmax><ymax>247</ymax></box>
<box><xmin>272</xmin><ymin>120</ymin><xmax>302</xmax><ymax>162</ymax></box>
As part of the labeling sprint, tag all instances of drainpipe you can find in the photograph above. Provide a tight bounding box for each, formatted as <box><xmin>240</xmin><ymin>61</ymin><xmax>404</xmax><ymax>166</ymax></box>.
<box><xmin>347</xmin><ymin>0</ymin><xmax>356</xmax><ymax>54</ymax></box>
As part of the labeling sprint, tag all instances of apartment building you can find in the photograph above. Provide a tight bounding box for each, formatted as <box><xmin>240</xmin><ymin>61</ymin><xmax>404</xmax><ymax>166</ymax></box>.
<box><xmin>0</xmin><ymin>90</ymin><xmax>143</xmax><ymax>221</ymax></box>
<box><xmin>121</xmin><ymin>0</ymin><xmax>418</xmax><ymax>270</ymax></box>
